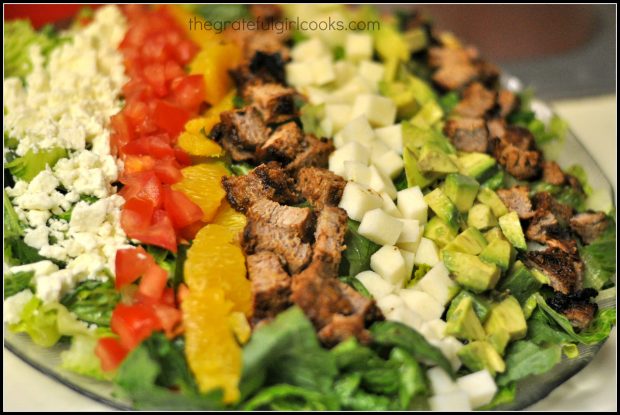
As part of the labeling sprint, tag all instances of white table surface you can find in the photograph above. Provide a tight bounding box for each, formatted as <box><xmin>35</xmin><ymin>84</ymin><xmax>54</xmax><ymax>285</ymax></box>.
<box><xmin>3</xmin><ymin>95</ymin><xmax>617</xmax><ymax>412</ymax></box>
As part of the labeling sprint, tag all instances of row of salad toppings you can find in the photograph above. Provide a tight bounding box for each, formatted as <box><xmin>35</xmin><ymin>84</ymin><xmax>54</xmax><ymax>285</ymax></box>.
<box><xmin>4</xmin><ymin>6</ymin><xmax>129</xmax><ymax>314</ymax></box>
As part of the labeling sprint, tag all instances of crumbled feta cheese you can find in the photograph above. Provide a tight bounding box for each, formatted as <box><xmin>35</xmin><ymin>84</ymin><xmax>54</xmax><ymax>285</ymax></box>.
<box><xmin>4</xmin><ymin>290</ymin><xmax>34</xmax><ymax>324</ymax></box>
<box><xmin>9</xmin><ymin>260</ymin><xmax>59</xmax><ymax>278</ymax></box>
<box><xmin>23</xmin><ymin>226</ymin><xmax>50</xmax><ymax>250</ymax></box>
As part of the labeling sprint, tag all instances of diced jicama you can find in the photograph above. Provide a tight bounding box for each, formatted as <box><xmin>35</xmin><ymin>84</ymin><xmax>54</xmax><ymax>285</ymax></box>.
<box><xmin>399</xmin><ymin>288</ymin><xmax>444</xmax><ymax>321</ymax></box>
<box><xmin>333</xmin><ymin>60</ymin><xmax>358</xmax><ymax>86</ymax></box>
<box><xmin>325</xmin><ymin>104</ymin><xmax>352</xmax><ymax>133</ymax></box>
<box><xmin>456</xmin><ymin>370</ymin><xmax>498</xmax><ymax>409</ymax></box>
<box><xmin>344</xmin><ymin>161</ymin><xmax>372</xmax><ymax>186</ymax></box>
<box><xmin>374</xmin><ymin>150</ymin><xmax>404</xmax><ymax>179</ymax></box>
<box><xmin>414</xmin><ymin>237</ymin><xmax>440</xmax><ymax>266</ymax></box>
<box><xmin>369</xmin><ymin>165</ymin><xmax>397</xmax><ymax>199</ymax></box>
<box><xmin>432</xmin><ymin>336</ymin><xmax>464</xmax><ymax>371</ymax></box>
<box><xmin>355</xmin><ymin>270</ymin><xmax>393</xmax><ymax>299</ymax></box>
<box><xmin>338</xmin><ymin>182</ymin><xmax>383</xmax><ymax>221</ymax></box>
<box><xmin>397</xmin><ymin>219</ymin><xmax>421</xmax><ymax>244</ymax></box>
<box><xmin>385</xmin><ymin>305</ymin><xmax>424</xmax><ymax>331</ymax></box>
<box><xmin>416</xmin><ymin>261</ymin><xmax>459</xmax><ymax>305</ymax></box>
<box><xmin>351</xmin><ymin>94</ymin><xmax>396</xmax><ymax>127</ymax></box>
<box><xmin>375</xmin><ymin>124</ymin><xmax>403</xmax><ymax>154</ymax></box>
<box><xmin>358</xmin><ymin>60</ymin><xmax>384</xmax><ymax>89</ymax></box>
<box><xmin>397</xmin><ymin>186</ymin><xmax>428</xmax><ymax>223</ymax></box>
<box><xmin>291</xmin><ymin>37</ymin><xmax>328</xmax><ymax>62</ymax></box>
<box><xmin>428</xmin><ymin>390</ymin><xmax>472</xmax><ymax>412</ymax></box>
<box><xmin>376</xmin><ymin>293</ymin><xmax>405</xmax><ymax>315</ymax></box>
<box><xmin>380</xmin><ymin>192</ymin><xmax>403</xmax><ymax>218</ymax></box>
<box><xmin>340</xmin><ymin>116</ymin><xmax>375</xmax><ymax>146</ymax></box>
<box><xmin>345</xmin><ymin>32</ymin><xmax>373</xmax><ymax>61</ymax></box>
<box><xmin>329</xmin><ymin>141</ymin><xmax>370</xmax><ymax>176</ymax></box>
<box><xmin>359</xmin><ymin>208</ymin><xmax>404</xmax><ymax>246</ymax></box>
<box><xmin>286</xmin><ymin>62</ymin><xmax>313</xmax><ymax>87</ymax></box>
<box><xmin>370</xmin><ymin>245</ymin><xmax>407</xmax><ymax>286</ymax></box>
<box><xmin>369</xmin><ymin>140</ymin><xmax>391</xmax><ymax>163</ymax></box>
<box><xmin>420</xmin><ymin>319</ymin><xmax>448</xmax><ymax>341</ymax></box>
<box><xmin>427</xmin><ymin>366</ymin><xmax>459</xmax><ymax>394</ymax></box>
<box><xmin>311</xmin><ymin>56</ymin><xmax>336</xmax><ymax>85</ymax></box>
<box><xmin>400</xmin><ymin>249</ymin><xmax>415</xmax><ymax>281</ymax></box>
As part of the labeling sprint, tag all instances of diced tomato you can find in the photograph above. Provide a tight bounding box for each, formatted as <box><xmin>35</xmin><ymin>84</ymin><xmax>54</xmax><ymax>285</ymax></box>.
<box><xmin>177</xmin><ymin>283</ymin><xmax>190</xmax><ymax>304</ymax></box>
<box><xmin>122</xmin><ymin>134</ymin><xmax>175</xmax><ymax>159</ymax></box>
<box><xmin>152</xmin><ymin>303</ymin><xmax>182</xmax><ymax>338</ymax></box>
<box><xmin>153</xmin><ymin>157</ymin><xmax>183</xmax><ymax>184</ymax></box>
<box><xmin>161</xmin><ymin>287</ymin><xmax>176</xmax><ymax>307</ymax></box>
<box><xmin>111</xmin><ymin>303</ymin><xmax>163</xmax><ymax>350</ymax></box>
<box><xmin>123</xmin><ymin>154</ymin><xmax>156</xmax><ymax>175</ymax></box>
<box><xmin>128</xmin><ymin>209</ymin><xmax>178</xmax><ymax>253</ymax></box>
<box><xmin>179</xmin><ymin>220</ymin><xmax>205</xmax><ymax>242</ymax></box>
<box><xmin>152</xmin><ymin>100</ymin><xmax>191</xmax><ymax>137</ymax></box>
<box><xmin>95</xmin><ymin>337</ymin><xmax>128</xmax><ymax>372</ymax></box>
<box><xmin>163</xmin><ymin>188</ymin><xmax>203</xmax><ymax>229</ymax></box>
<box><xmin>174</xmin><ymin>147</ymin><xmax>192</xmax><ymax>167</ymax></box>
<box><xmin>138</xmin><ymin>263</ymin><xmax>168</xmax><ymax>301</ymax></box>
<box><xmin>174</xmin><ymin>39</ymin><xmax>199</xmax><ymax>65</ymax></box>
<box><xmin>121</xmin><ymin>197</ymin><xmax>155</xmax><ymax>233</ymax></box>
<box><xmin>164</xmin><ymin>61</ymin><xmax>185</xmax><ymax>82</ymax></box>
<box><xmin>119</xmin><ymin>171</ymin><xmax>163</xmax><ymax>208</ymax></box>
<box><xmin>170</xmin><ymin>75</ymin><xmax>205</xmax><ymax>111</ymax></box>
<box><xmin>143</xmin><ymin>63</ymin><xmax>168</xmax><ymax>97</ymax></box>
<box><xmin>115</xmin><ymin>247</ymin><xmax>154</xmax><ymax>289</ymax></box>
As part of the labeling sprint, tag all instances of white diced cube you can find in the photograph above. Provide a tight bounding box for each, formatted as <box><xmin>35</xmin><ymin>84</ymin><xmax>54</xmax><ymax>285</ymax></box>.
<box><xmin>385</xmin><ymin>305</ymin><xmax>424</xmax><ymax>331</ymax></box>
<box><xmin>369</xmin><ymin>165</ymin><xmax>397</xmax><ymax>199</ymax></box>
<box><xmin>333</xmin><ymin>132</ymin><xmax>346</xmax><ymax>148</ymax></box>
<box><xmin>400</xmin><ymin>249</ymin><xmax>415</xmax><ymax>280</ymax></box>
<box><xmin>380</xmin><ymin>192</ymin><xmax>403</xmax><ymax>218</ymax></box>
<box><xmin>334</xmin><ymin>60</ymin><xmax>358</xmax><ymax>86</ymax></box>
<box><xmin>359</xmin><ymin>209</ymin><xmax>404</xmax><ymax>246</ymax></box>
<box><xmin>351</xmin><ymin>94</ymin><xmax>396</xmax><ymax>127</ymax></box>
<box><xmin>397</xmin><ymin>186</ymin><xmax>428</xmax><ymax>223</ymax></box>
<box><xmin>432</xmin><ymin>336</ymin><xmax>464</xmax><ymax>372</ymax></box>
<box><xmin>376</xmin><ymin>293</ymin><xmax>405</xmax><ymax>316</ymax></box>
<box><xmin>420</xmin><ymin>319</ymin><xmax>448</xmax><ymax>341</ymax></box>
<box><xmin>370</xmin><ymin>245</ymin><xmax>407</xmax><ymax>286</ymax></box>
<box><xmin>358</xmin><ymin>60</ymin><xmax>385</xmax><ymax>89</ymax></box>
<box><xmin>397</xmin><ymin>219</ymin><xmax>422</xmax><ymax>244</ymax></box>
<box><xmin>375</xmin><ymin>124</ymin><xmax>404</xmax><ymax>154</ymax></box>
<box><xmin>373</xmin><ymin>150</ymin><xmax>404</xmax><ymax>179</ymax></box>
<box><xmin>457</xmin><ymin>370</ymin><xmax>498</xmax><ymax>409</ymax></box>
<box><xmin>325</xmin><ymin>104</ymin><xmax>352</xmax><ymax>133</ymax></box>
<box><xmin>306</xmin><ymin>86</ymin><xmax>330</xmax><ymax>105</ymax></box>
<box><xmin>344</xmin><ymin>161</ymin><xmax>372</xmax><ymax>186</ymax></box>
<box><xmin>286</xmin><ymin>62</ymin><xmax>314</xmax><ymax>87</ymax></box>
<box><xmin>370</xmin><ymin>140</ymin><xmax>391</xmax><ymax>164</ymax></box>
<box><xmin>338</xmin><ymin>182</ymin><xmax>383</xmax><ymax>221</ymax></box>
<box><xmin>345</xmin><ymin>33</ymin><xmax>373</xmax><ymax>61</ymax></box>
<box><xmin>397</xmin><ymin>240</ymin><xmax>421</xmax><ymax>254</ymax></box>
<box><xmin>340</xmin><ymin>116</ymin><xmax>375</xmax><ymax>146</ymax></box>
<box><xmin>414</xmin><ymin>237</ymin><xmax>440</xmax><ymax>267</ymax></box>
<box><xmin>326</xmin><ymin>76</ymin><xmax>372</xmax><ymax>104</ymax></box>
<box><xmin>355</xmin><ymin>270</ymin><xmax>393</xmax><ymax>299</ymax></box>
<box><xmin>416</xmin><ymin>262</ymin><xmax>459</xmax><ymax>306</ymax></box>
<box><xmin>292</xmin><ymin>37</ymin><xmax>328</xmax><ymax>62</ymax></box>
<box><xmin>429</xmin><ymin>390</ymin><xmax>472</xmax><ymax>412</ymax></box>
<box><xmin>320</xmin><ymin>117</ymin><xmax>333</xmax><ymax>137</ymax></box>
<box><xmin>328</xmin><ymin>141</ymin><xmax>370</xmax><ymax>176</ymax></box>
<box><xmin>427</xmin><ymin>367</ymin><xmax>460</xmax><ymax>394</ymax></box>
<box><xmin>399</xmin><ymin>288</ymin><xmax>444</xmax><ymax>321</ymax></box>
<box><xmin>311</xmin><ymin>56</ymin><xmax>336</xmax><ymax>85</ymax></box>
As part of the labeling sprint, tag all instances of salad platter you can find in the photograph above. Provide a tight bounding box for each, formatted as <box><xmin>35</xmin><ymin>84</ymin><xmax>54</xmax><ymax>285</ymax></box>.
<box><xmin>3</xmin><ymin>4</ymin><xmax>616</xmax><ymax>411</ymax></box>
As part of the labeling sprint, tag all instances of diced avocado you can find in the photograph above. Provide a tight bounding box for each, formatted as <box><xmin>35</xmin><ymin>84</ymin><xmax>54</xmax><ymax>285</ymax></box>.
<box><xmin>423</xmin><ymin>216</ymin><xmax>458</xmax><ymax>248</ymax></box>
<box><xmin>457</xmin><ymin>341</ymin><xmax>506</xmax><ymax>376</ymax></box>
<box><xmin>530</xmin><ymin>268</ymin><xmax>550</xmax><ymax>285</ymax></box>
<box><xmin>497</xmin><ymin>261</ymin><xmax>542</xmax><ymax>305</ymax></box>
<box><xmin>484</xmin><ymin>296</ymin><xmax>527</xmax><ymax>342</ymax></box>
<box><xmin>498</xmin><ymin>211</ymin><xmax>527</xmax><ymax>250</ymax></box>
<box><xmin>417</xmin><ymin>143</ymin><xmax>459</xmax><ymax>174</ymax></box>
<box><xmin>457</xmin><ymin>152</ymin><xmax>496</xmax><ymax>180</ymax></box>
<box><xmin>487</xmin><ymin>330</ymin><xmax>510</xmax><ymax>355</ymax></box>
<box><xmin>445</xmin><ymin>296</ymin><xmax>486</xmax><ymax>341</ymax></box>
<box><xmin>443</xmin><ymin>173</ymin><xmax>480</xmax><ymax>213</ymax></box>
<box><xmin>483</xmin><ymin>226</ymin><xmax>506</xmax><ymax>242</ymax></box>
<box><xmin>424</xmin><ymin>188</ymin><xmax>460</xmax><ymax>229</ymax></box>
<box><xmin>403</xmin><ymin>147</ymin><xmax>438</xmax><ymax>189</ymax></box>
<box><xmin>402</xmin><ymin>122</ymin><xmax>456</xmax><ymax>156</ymax></box>
<box><xmin>479</xmin><ymin>239</ymin><xmax>514</xmax><ymax>272</ymax></box>
<box><xmin>442</xmin><ymin>251</ymin><xmax>500</xmax><ymax>293</ymax></box>
<box><xmin>411</xmin><ymin>100</ymin><xmax>443</xmax><ymax>129</ymax></box>
<box><xmin>443</xmin><ymin>227</ymin><xmax>488</xmax><ymax>255</ymax></box>
<box><xmin>481</xmin><ymin>169</ymin><xmax>505</xmax><ymax>190</ymax></box>
<box><xmin>406</xmin><ymin>74</ymin><xmax>436</xmax><ymax>105</ymax></box>
<box><xmin>403</xmin><ymin>28</ymin><xmax>428</xmax><ymax>54</ymax></box>
<box><xmin>374</xmin><ymin>23</ymin><xmax>409</xmax><ymax>62</ymax></box>
<box><xmin>476</xmin><ymin>188</ymin><xmax>508</xmax><ymax>218</ymax></box>
<box><xmin>447</xmin><ymin>290</ymin><xmax>492</xmax><ymax>323</ymax></box>
<box><xmin>522</xmin><ymin>294</ymin><xmax>538</xmax><ymax>320</ymax></box>
<box><xmin>379</xmin><ymin>80</ymin><xmax>419</xmax><ymax>119</ymax></box>
<box><xmin>467</xmin><ymin>204</ymin><xmax>497</xmax><ymax>230</ymax></box>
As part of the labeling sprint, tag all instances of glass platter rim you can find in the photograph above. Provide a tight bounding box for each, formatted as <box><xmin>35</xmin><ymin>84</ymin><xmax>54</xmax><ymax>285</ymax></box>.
<box><xmin>3</xmin><ymin>76</ymin><xmax>616</xmax><ymax>411</ymax></box>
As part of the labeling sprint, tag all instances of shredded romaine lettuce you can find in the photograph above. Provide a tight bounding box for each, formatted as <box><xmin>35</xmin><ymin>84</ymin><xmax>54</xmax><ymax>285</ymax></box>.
<box><xmin>496</xmin><ymin>340</ymin><xmax>562</xmax><ymax>387</ymax></box>
<box><xmin>580</xmin><ymin>219</ymin><xmax>616</xmax><ymax>290</ymax></box>
<box><xmin>338</xmin><ymin>219</ymin><xmax>381</xmax><ymax>279</ymax></box>
<box><xmin>5</xmin><ymin>147</ymin><xmax>67</xmax><ymax>182</ymax></box>
<box><xmin>60</xmin><ymin>279</ymin><xmax>120</xmax><ymax>327</ymax></box>
<box><xmin>61</xmin><ymin>334</ymin><xmax>108</xmax><ymax>380</ymax></box>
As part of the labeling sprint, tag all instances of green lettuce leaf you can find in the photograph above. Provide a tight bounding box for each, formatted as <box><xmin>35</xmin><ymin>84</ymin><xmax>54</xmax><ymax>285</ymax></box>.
<box><xmin>339</xmin><ymin>219</ymin><xmax>381</xmax><ymax>278</ymax></box>
<box><xmin>3</xmin><ymin>189</ymin><xmax>23</xmax><ymax>238</ymax></box>
<box><xmin>580</xmin><ymin>220</ymin><xmax>616</xmax><ymax>290</ymax></box>
<box><xmin>60</xmin><ymin>279</ymin><xmax>120</xmax><ymax>326</ymax></box>
<box><xmin>5</xmin><ymin>147</ymin><xmax>67</xmax><ymax>182</ymax></box>
<box><xmin>60</xmin><ymin>334</ymin><xmax>107</xmax><ymax>380</ymax></box>
<box><xmin>478</xmin><ymin>382</ymin><xmax>516</xmax><ymax>410</ymax></box>
<box><xmin>496</xmin><ymin>340</ymin><xmax>562</xmax><ymax>386</ymax></box>
<box><xmin>9</xmin><ymin>297</ymin><xmax>61</xmax><ymax>347</ymax></box>
<box><xmin>241</xmin><ymin>384</ymin><xmax>338</xmax><ymax>411</ymax></box>
<box><xmin>4</xmin><ymin>271</ymin><xmax>34</xmax><ymax>298</ymax></box>
<box><xmin>115</xmin><ymin>333</ymin><xmax>224</xmax><ymax>410</ymax></box>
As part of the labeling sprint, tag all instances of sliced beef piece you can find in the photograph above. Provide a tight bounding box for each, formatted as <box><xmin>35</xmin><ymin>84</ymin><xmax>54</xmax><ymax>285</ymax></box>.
<box><xmin>230</xmin><ymin>51</ymin><xmax>287</xmax><ymax>90</ymax></box>
<box><xmin>286</xmin><ymin>135</ymin><xmax>334</xmax><ymax>172</ymax></box>
<box><xmin>526</xmin><ymin>211</ymin><xmax>575</xmax><ymax>253</ymax></box>
<box><xmin>222</xmin><ymin>162</ymin><xmax>300</xmax><ymax>212</ymax></box>
<box><xmin>296</xmin><ymin>167</ymin><xmax>346</xmax><ymax>210</ymax></box>
<box><xmin>444</xmin><ymin>118</ymin><xmax>489</xmax><ymax>153</ymax></box>
<box><xmin>490</xmin><ymin>135</ymin><xmax>541</xmax><ymax>180</ymax></box>
<box><xmin>476</xmin><ymin>59</ymin><xmax>501</xmax><ymax>87</ymax></box>
<box><xmin>432</xmin><ymin>64</ymin><xmax>478</xmax><ymax>91</ymax></box>
<box><xmin>486</xmin><ymin>117</ymin><xmax>506</xmax><ymax>140</ymax></box>
<box><xmin>497</xmin><ymin>185</ymin><xmax>535</xmax><ymax>219</ymax></box>
<box><xmin>243</xmin><ymin>82</ymin><xmax>298</xmax><ymax>124</ymax></box>
<box><xmin>258</xmin><ymin>121</ymin><xmax>303</xmax><ymax>162</ymax></box>
<box><xmin>227</xmin><ymin>27</ymin><xmax>290</xmax><ymax>64</ymax></box>
<box><xmin>290</xmin><ymin>261</ymin><xmax>377</xmax><ymax>345</ymax></box>
<box><xmin>497</xmin><ymin>89</ymin><xmax>518</xmax><ymax>118</ymax></box>
<box><xmin>454</xmin><ymin>82</ymin><xmax>496</xmax><ymax>118</ymax></box>
<box><xmin>246</xmin><ymin>251</ymin><xmax>291</xmax><ymax>323</ymax></box>
<box><xmin>214</xmin><ymin>107</ymin><xmax>270</xmax><ymax>152</ymax></box>
<box><xmin>547</xmin><ymin>288</ymin><xmax>598</xmax><ymax>330</ymax></box>
<box><xmin>524</xmin><ymin>248</ymin><xmax>583</xmax><ymax>294</ymax></box>
<box><xmin>542</xmin><ymin>161</ymin><xmax>566</xmax><ymax>186</ymax></box>
<box><xmin>532</xmin><ymin>192</ymin><xmax>573</xmax><ymax>225</ymax></box>
<box><xmin>566</xmin><ymin>174</ymin><xmax>584</xmax><ymax>193</ymax></box>
<box><xmin>211</xmin><ymin>124</ymin><xmax>256</xmax><ymax>162</ymax></box>
<box><xmin>428</xmin><ymin>46</ymin><xmax>477</xmax><ymax>68</ymax></box>
<box><xmin>246</xmin><ymin>198</ymin><xmax>313</xmax><ymax>239</ymax></box>
<box><xmin>243</xmin><ymin>219</ymin><xmax>312</xmax><ymax>274</ymax></box>
<box><xmin>570</xmin><ymin>211</ymin><xmax>610</xmax><ymax>244</ymax></box>
<box><xmin>312</xmin><ymin>207</ymin><xmax>348</xmax><ymax>272</ymax></box>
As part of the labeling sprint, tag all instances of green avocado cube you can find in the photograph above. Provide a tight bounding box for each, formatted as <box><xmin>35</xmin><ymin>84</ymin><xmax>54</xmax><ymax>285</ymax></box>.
<box><xmin>443</xmin><ymin>173</ymin><xmax>480</xmax><ymax>213</ymax></box>
<box><xmin>442</xmin><ymin>250</ymin><xmax>500</xmax><ymax>293</ymax></box>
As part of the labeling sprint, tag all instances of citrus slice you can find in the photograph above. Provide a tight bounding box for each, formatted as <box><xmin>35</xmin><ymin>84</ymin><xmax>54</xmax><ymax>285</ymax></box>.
<box><xmin>178</xmin><ymin>131</ymin><xmax>223</xmax><ymax>158</ymax></box>
<box><xmin>172</xmin><ymin>162</ymin><xmax>229</xmax><ymax>222</ymax></box>
<box><xmin>212</xmin><ymin>200</ymin><xmax>247</xmax><ymax>239</ymax></box>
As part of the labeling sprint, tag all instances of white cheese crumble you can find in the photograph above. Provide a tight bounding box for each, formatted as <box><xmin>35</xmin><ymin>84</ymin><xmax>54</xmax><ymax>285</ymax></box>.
<box><xmin>4</xmin><ymin>6</ymin><xmax>130</xmax><ymax>309</ymax></box>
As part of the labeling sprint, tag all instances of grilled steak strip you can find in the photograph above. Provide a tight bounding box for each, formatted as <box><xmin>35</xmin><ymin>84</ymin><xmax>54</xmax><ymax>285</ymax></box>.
<box><xmin>570</xmin><ymin>211</ymin><xmax>610</xmax><ymax>244</ymax></box>
<box><xmin>524</xmin><ymin>248</ymin><xmax>583</xmax><ymax>295</ymax></box>
<box><xmin>296</xmin><ymin>167</ymin><xmax>346</xmax><ymax>210</ymax></box>
<box><xmin>454</xmin><ymin>82</ymin><xmax>496</xmax><ymax>118</ymax></box>
<box><xmin>242</xmin><ymin>81</ymin><xmax>298</xmax><ymax>124</ymax></box>
<box><xmin>258</xmin><ymin>121</ymin><xmax>304</xmax><ymax>162</ymax></box>
<box><xmin>547</xmin><ymin>288</ymin><xmax>598</xmax><ymax>330</ymax></box>
<box><xmin>497</xmin><ymin>185</ymin><xmax>535</xmax><ymax>220</ymax></box>
<box><xmin>247</xmin><ymin>251</ymin><xmax>292</xmax><ymax>324</ymax></box>
<box><xmin>286</xmin><ymin>134</ymin><xmax>334</xmax><ymax>172</ymax></box>
<box><xmin>542</xmin><ymin>161</ymin><xmax>566</xmax><ymax>186</ymax></box>
<box><xmin>490</xmin><ymin>126</ymin><xmax>541</xmax><ymax>180</ymax></box>
<box><xmin>444</xmin><ymin>118</ymin><xmax>489</xmax><ymax>153</ymax></box>
<box><xmin>246</xmin><ymin>198</ymin><xmax>313</xmax><ymax>239</ymax></box>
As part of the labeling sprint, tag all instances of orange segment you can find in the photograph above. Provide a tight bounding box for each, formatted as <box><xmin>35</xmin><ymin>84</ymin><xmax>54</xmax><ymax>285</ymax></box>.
<box><xmin>212</xmin><ymin>201</ymin><xmax>247</xmax><ymax>239</ymax></box>
<box><xmin>178</xmin><ymin>131</ymin><xmax>223</xmax><ymax>157</ymax></box>
<box><xmin>172</xmin><ymin>162</ymin><xmax>229</xmax><ymax>222</ymax></box>
<box><xmin>190</xmin><ymin>43</ymin><xmax>242</xmax><ymax>105</ymax></box>
<box><xmin>182</xmin><ymin>288</ymin><xmax>241</xmax><ymax>403</ymax></box>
